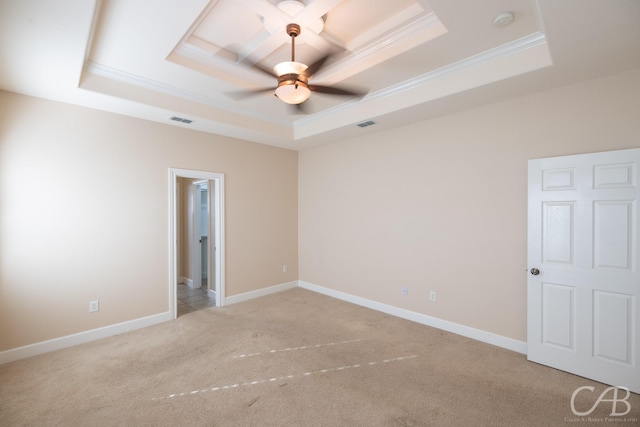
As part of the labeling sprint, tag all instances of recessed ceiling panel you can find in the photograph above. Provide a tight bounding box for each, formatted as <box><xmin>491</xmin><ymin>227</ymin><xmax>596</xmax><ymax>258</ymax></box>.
<box><xmin>168</xmin><ymin>0</ymin><xmax>445</xmax><ymax>89</ymax></box>
<box><xmin>191</xmin><ymin>0</ymin><xmax>264</xmax><ymax>52</ymax></box>
<box><xmin>323</xmin><ymin>0</ymin><xmax>424</xmax><ymax>48</ymax></box>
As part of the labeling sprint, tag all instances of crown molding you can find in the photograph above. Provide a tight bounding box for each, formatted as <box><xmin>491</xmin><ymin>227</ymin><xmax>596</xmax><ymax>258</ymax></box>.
<box><xmin>82</xmin><ymin>61</ymin><xmax>289</xmax><ymax>126</ymax></box>
<box><xmin>297</xmin><ymin>31</ymin><xmax>548</xmax><ymax>126</ymax></box>
<box><xmin>379</xmin><ymin>32</ymin><xmax>548</xmax><ymax>96</ymax></box>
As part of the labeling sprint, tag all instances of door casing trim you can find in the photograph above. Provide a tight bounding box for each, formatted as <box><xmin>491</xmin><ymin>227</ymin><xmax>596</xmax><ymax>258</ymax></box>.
<box><xmin>169</xmin><ymin>168</ymin><xmax>225</xmax><ymax>317</ymax></box>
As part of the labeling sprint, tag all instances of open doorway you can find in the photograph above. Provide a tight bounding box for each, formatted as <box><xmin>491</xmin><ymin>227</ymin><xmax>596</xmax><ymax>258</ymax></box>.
<box><xmin>169</xmin><ymin>168</ymin><xmax>225</xmax><ymax>319</ymax></box>
<box><xmin>190</xmin><ymin>180</ymin><xmax>211</xmax><ymax>292</ymax></box>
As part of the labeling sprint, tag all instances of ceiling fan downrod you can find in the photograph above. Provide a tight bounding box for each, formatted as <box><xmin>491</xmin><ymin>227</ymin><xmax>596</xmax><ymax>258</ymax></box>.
<box><xmin>286</xmin><ymin>23</ymin><xmax>301</xmax><ymax>62</ymax></box>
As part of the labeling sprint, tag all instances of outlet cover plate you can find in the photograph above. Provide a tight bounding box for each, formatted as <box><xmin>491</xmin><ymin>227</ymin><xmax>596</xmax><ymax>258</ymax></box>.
<box><xmin>89</xmin><ymin>300</ymin><xmax>99</xmax><ymax>313</ymax></box>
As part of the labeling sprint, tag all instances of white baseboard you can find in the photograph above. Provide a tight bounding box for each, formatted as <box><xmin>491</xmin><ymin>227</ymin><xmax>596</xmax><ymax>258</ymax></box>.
<box><xmin>184</xmin><ymin>278</ymin><xmax>195</xmax><ymax>289</ymax></box>
<box><xmin>0</xmin><ymin>281</ymin><xmax>298</xmax><ymax>364</ymax></box>
<box><xmin>225</xmin><ymin>281</ymin><xmax>299</xmax><ymax>305</ymax></box>
<box><xmin>178</xmin><ymin>276</ymin><xmax>188</xmax><ymax>285</ymax></box>
<box><xmin>299</xmin><ymin>281</ymin><xmax>527</xmax><ymax>355</ymax></box>
<box><xmin>1</xmin><ymin>280</ymin><xmax>526</xmax><ymax>365</ymax></box>
<box><xmin>0</xmin><ymin>311</ymin><xmax>172</xmax><ymax>365</ymax></box>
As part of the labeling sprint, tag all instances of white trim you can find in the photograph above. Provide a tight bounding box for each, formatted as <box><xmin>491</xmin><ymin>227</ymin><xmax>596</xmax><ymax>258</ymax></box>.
<box><xmin>84</xmin><ymin>62</ymin><xmax>287</xmax><ymax>126</ymax></box>
<box><xmin>296</xmin><ymin>32</ymin><xmax>547</xmax><ymax>125</ymax></box>
<box><xmin>225</xmin><ymin>281</ymin><xmax>299</xmax><ymax>305</ymax></box>
<box><xmin>86</xmin><ymin>31</ymin><xmax>545</xmax><ymax>131</ymax></box>
<box><xmin>299</xmin><ymin>281</ymin><xmax>527</xmax><ymax>354</ymax></box>
<box><xmin>383</xmin><ymin>32</ymin><xmax>546</xmax><ymax>95</ymax></box>
<box><xmin>0</xmin><ymin>312</ymin><xmax>172</xmax><ymax>365</ymax></box>
<box><xmin>212</xmin><ymin>175</ymin><xmax>225</xmax><ymax>307</ymax></box>
<box><xmin>0</xmin><ymin>279</ymin><xmax>526</xmax><ymax>364</ymax></box>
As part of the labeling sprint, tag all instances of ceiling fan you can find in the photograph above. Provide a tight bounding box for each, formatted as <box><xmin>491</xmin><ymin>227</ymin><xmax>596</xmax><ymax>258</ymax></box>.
<box><xmin>231</xmin><ymin>23</ymin><xmax>367</xmax><ymax>112</ymax></box>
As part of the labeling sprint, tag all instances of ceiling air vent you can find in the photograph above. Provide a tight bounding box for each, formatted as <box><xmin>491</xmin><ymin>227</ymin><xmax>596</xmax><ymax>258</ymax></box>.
<box><xmin>357</xmin><ymin>120</ymin><xmax>376</xmax><ymax>128</ymax></box>
<box><xmin>170</xmin><ymin>116</ymin><xmax>193</xmax><ymax>124</ymax></box>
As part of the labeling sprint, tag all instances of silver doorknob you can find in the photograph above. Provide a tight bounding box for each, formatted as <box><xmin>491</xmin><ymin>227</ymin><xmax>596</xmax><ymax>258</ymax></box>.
<box><xmin>530</xmin><ymin>268</ymin><xmax>540</xmax><ymax>276</ymax></box>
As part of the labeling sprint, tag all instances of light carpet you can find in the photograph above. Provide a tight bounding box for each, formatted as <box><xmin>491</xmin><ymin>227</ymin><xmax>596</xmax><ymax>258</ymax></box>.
<box><xmin>1</xmin><ymin>288</ymin><xmax>638</xmax><ymax>426</ymax></box>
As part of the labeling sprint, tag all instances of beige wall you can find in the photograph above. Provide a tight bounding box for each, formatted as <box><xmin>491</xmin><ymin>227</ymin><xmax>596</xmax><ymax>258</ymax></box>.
<box><xmin>2</xmin><ymin>67</ymin><xmax>639</xmax><ymax>354</ymax></box>
<box><xmin>298</xmin><ymin>68</ymin><xmax>640</xmax><ymax>342</ymax></box>
<box><xmin>0</xmin><ymin>91</ymin><xmax>298</xmax><ymax>351</ymax></box>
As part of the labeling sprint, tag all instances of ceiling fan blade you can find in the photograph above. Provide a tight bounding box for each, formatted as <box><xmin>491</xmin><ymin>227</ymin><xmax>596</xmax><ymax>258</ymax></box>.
<box><xmin>239</xmin><ymin>57</ymin><xmax>276</xmax><ymax>78</ymax></box>
<box><xmin>226</xmin><ymin>87</ymin><xmax>274</xmax><ymax>100</ymax></box>
<box><xmin>235</xmin><ymin>31</ymin><xmax>289</xmax><ymax>71</ymax></box>
<box><xmin>309</xmin><ymin>85</ymin><xmax>367</xmax><ymax>98</ymax></box>
<box><xmin>301</xmin><ymin>53</ymin><xmax>332</xmax><ymax>78</ymax></box>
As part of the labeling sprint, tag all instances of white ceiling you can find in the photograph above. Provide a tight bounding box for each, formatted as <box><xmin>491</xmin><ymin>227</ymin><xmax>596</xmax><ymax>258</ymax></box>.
<box><xmin>1</xmin><ymin>0</ymin><xmax>639</xmax><ymax>150</ymax></box>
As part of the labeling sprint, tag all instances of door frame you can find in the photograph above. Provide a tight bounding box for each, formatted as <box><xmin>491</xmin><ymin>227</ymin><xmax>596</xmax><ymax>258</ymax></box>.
<box><xmin>168</xmin><ymin>168</ymin><xmax>225</xmax><ymax>318</ymax></box>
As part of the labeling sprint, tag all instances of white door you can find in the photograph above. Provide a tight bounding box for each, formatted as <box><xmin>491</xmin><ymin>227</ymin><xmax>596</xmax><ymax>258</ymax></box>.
<box><xmin>190</xmin><ymin>182</ymin><xmax>203</xmax><ymax>289</ymax></box>
<box><xmin>192</xmin><ymin>179</ymin><xmax>218</xmax><ymax>300</ymax></box>
<box><xmin>528</xmin><ymin>148</ymin><xmax>640</xmax><ymax>393</ymax></box>
<box><xmin>199</xmin><ymin>183</ymin><xmax>209</xmax><ymax>288</ymax></box>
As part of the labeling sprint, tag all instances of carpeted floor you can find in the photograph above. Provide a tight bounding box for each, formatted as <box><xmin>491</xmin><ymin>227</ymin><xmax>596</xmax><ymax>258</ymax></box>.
<box><xmin>1</xmin><ymin>288</ymin><xmax>638</xmax><ymax>426</ymax></box>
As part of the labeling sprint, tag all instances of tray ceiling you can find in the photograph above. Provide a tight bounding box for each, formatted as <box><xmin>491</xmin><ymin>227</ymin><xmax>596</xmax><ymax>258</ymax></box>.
<box><xmin>168</xmin><ymin>0</ymin><xmax>445</xmax><ymax>88</ymax></box>
<box><xmin>2</xmin><ymin>0</ymin><xmax>639</xmax><ymax>150</ymax></box>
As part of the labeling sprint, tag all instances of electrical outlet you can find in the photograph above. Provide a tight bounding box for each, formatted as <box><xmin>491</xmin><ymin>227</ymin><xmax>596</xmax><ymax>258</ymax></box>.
<box><xmin>429</xmin><ymin>291</ymin><xmax>437</xmax><ymax>302</ymax></box>
<box><xmin>89</xmin><ymin>300</ymin><xmax>99</xmax><ymax>313</ymax></box>
<box><xmin>282</xmin><ymin>264</ymin><xmax>288</xmax><ymax>273</ymax></box>
<box><xmin>402</xmin><ymin>287</ymin><xmax>408</xmax><ymax>296</ymax></box>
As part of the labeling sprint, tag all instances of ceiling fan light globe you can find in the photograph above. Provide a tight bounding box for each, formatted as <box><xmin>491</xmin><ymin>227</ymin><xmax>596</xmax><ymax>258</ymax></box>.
<box><xmin>275</xmin><ymin>81</ymin><xmax>311</xmax><ymax>104</ymax></box>
<box><xmin>273</xmin><ymin>61</ymin><xmax>308</xmax><ymax>76</ymax></box>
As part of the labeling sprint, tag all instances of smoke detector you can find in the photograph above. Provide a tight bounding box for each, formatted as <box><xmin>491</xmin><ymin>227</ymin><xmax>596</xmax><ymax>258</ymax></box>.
<box><xmin>493</xmin><ymin>12</ymin><xmax>515</xmax><ymax>28</ymax></box>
